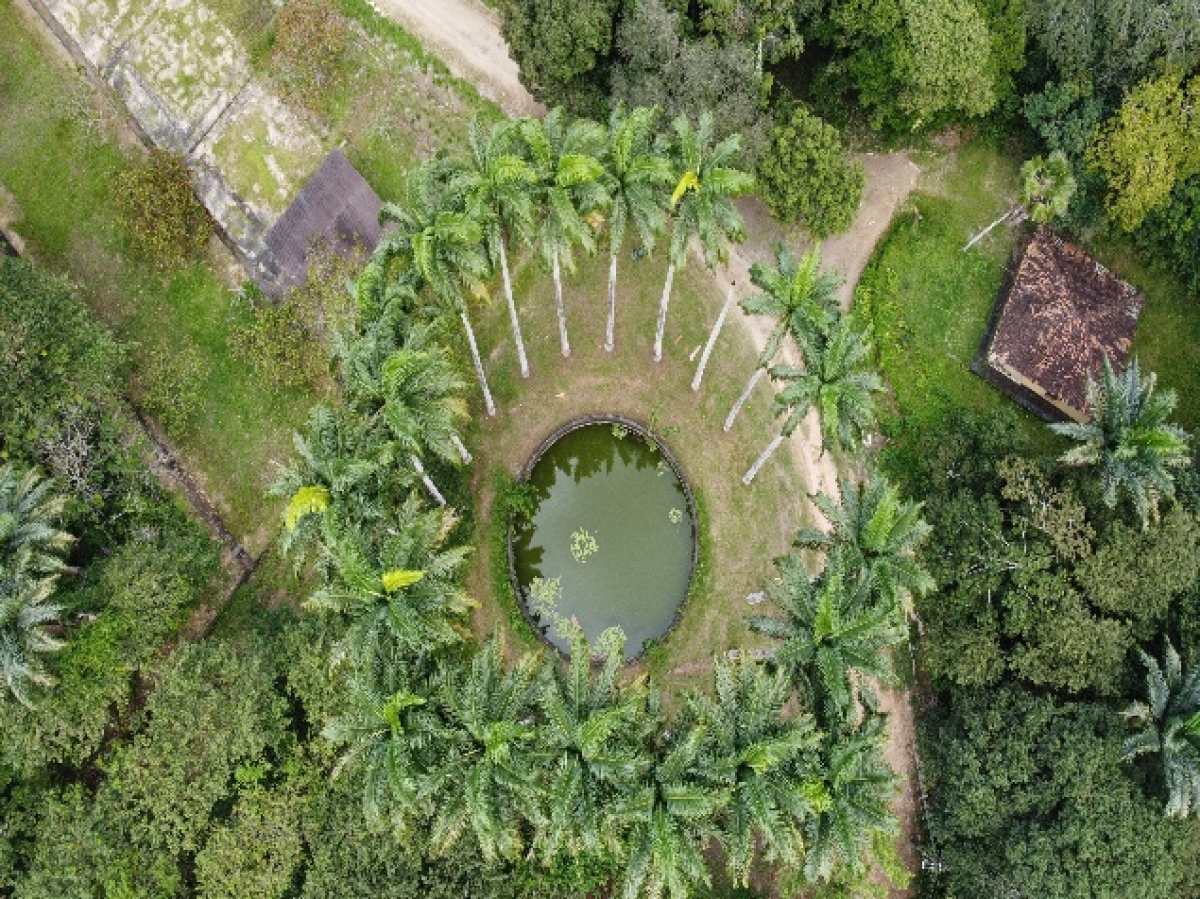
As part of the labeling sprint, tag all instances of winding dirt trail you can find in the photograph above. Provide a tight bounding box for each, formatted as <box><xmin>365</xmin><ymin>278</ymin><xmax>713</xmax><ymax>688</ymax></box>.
<box><xmin>367</xmin><ymin>0</ymin><xmax>543</xmax><ymax>117</ymax></box>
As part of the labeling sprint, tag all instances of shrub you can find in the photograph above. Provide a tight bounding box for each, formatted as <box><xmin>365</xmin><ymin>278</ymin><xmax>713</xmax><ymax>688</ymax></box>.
<box><xmin>756</xmin><ymin>106</ymin><xmax>865</xmax><ymax>238</ymax></box>
<box><xmin>114</xmin><ymin>149</ymin><xmax>212</xmax><ymax>266</ymax></box>
<box><xmin>133</xmin><ymin>342</ymin><xmax>210</xmax><ymax>438</ymax></box>
<box><xmin>227</xmin><ymin>283</ymin><xmax>325</xmax><ymax>392</ymax></box>
<box><xmin>274</xmin><ymin>0</ymin><xmax>348</xmax><ymax>104</ymax></box>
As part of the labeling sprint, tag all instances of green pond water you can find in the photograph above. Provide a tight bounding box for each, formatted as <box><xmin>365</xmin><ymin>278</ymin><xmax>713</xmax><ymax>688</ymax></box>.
<box><xmin>512</xmin><ymin>422</ymin><xmax>696</xmax><ymax>659</ymax></box>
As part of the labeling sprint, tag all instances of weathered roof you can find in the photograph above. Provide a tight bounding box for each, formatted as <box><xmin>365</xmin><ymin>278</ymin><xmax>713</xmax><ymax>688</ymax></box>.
<box><xmin>264</xmin><ymin>148</ymin><xmax>382</xmax><ymax>292</ymax></box>
<box><xmin>974</xmin><ymin>231</ymin><xmax>1145</xmax><ymax>422</ymax></box>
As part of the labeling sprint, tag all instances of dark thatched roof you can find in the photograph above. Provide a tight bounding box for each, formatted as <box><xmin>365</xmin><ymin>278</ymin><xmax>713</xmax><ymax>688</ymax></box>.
<box><xmin>973</xmin><ymin>230</ymin><xmax>1145</xmax><ymax>423</ymax></box>
<box><xmin>265</xmin><ymin>148</ymin><xmax>382</xmax><ymax>292</ymax></box>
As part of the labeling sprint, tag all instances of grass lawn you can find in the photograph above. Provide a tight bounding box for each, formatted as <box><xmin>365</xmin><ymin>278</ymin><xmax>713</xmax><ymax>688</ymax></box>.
<box><xmin>0</xmin><ymin>2</ymin><xmax>316</xmax><ymax>550</ymax></box>
<box><xmin>460</xmin><ymin>243</ymin><xmax>816</xmax><ymax>698</ymax></box>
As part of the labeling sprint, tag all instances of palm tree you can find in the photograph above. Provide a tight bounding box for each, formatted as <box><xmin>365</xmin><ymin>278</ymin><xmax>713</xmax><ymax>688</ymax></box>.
<box><xmin>322</xmin><ymin>651</ymin><xmax>444</xmax><ymax>835</ymax></box>
<box><xmin>451</xmin><ymin>116</ymin><xmax>538</xmax><ymax>378</ymax></box>
<box><xmin>740</xmin><ymin>373</ymin><xmax>814</xmax><ymax>486</ymax></box>
<box><xmin>691</xmin><ymin>281</ymin><xmax>736</xmax><ymax>392</ymax></box>
<box><xmin>305</xmin><ymin>496</ymin><xmax>474</xmax><ymax>667</ymax></box>
<box><xmin>655</xmin><ymin>112</ymin><xmax>753</xmax><ymax>363</ymax></box>
<box><xmin>533</xmin><ymin>625</ymin><xmax>652</xmax><ymax>862</ymax></box>
<box><xmin>621</xmin><ymin>720</ymin><xmax>729</xmax><ymax>899</ymax></box>
<box><xmin>802</xmin><ymin>716</ymin><xmax>898</xmax><ymax>883</ymax></box>
<box><xmin>377</xmin><ymin>162</ymin><xmax>497</xmax><ymax>416</ymax></box>
<box><xmin>763</xmin><ymin>317</ymin><xmax>882</xmax><ymax>457</ymax></box>
<box><xmin>0</xmin><ymin>463</ymin><xmax>73</xmax><ymax>577</ymax></box>
<box><xmin>519</xmin><ymin>108</ymin><xmax>608</xmax><ymax>358</ymax></box>
<box><xmin>270</xmin><ymin>404</ymin><xmax>397</xmax><ymax>564</ymax></box>
<box><xmin>1123</xmin><ymin>640</ymin><xmax>1200</xmax><ymax>818</ymax></box>
<box><xmin>1021</xmin><ymin>149</ymin><xmax>1076</xmax><ymax>224</ymax></box>
<box><xmin>723</xmin><ymin>245</ymin><xmax>842</xmax><ymax>431</ymax></box>
<box><xmin>0</xmin><ymin>573</ymin><xmax>65</xmax><ymax>708</ymax></box>
<box><xmin>795</xmin><ymin>474</ymin><xmax>935</xmax><ymax>619</ymax></box>
<box><xmin>601</xmin><ymin>104</ymin><xmax>673</xmax><ymax>353</ymax></box>
<box><xmin>750</xmin><ymin>549</ymin><xmax>903</xmax><ymax>730</ymax></box>
<box><xmin>690</xmin><ymin>656</ymin><xmax>824</xmax><ymax>886</ymax></box>
<box><xmin>1050</xmin><ymin>356</ymin><xmax>1191</xmax><ymax>527</ymax></box>
<box><xmin>424</xmin><ymin>636</ymin><xmax>544</xmax><ymax>863</ymax></box>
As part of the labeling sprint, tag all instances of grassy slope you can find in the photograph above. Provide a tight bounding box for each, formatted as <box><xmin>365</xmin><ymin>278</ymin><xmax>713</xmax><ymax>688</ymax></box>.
<box><xmin>0</xmin><ymin>2</ymin><xmax>315</xmax><ymax>549</ymax></box>
<box><xmin>858</xmin><ymin>141</ymin><xmax>1200</xmax><ymax>456</ymax></box>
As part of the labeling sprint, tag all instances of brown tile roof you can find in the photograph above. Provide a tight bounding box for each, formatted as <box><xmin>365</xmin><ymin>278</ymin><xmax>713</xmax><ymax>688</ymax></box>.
<box><xmin>978</xmin><ymin>231</ymin><xmax>1144</xmax><ymax>422</ymax></box>
<box><xmin>265</xmin><ymin>148</ymin><xmax>383</xmax><ymax>292</ymax></box>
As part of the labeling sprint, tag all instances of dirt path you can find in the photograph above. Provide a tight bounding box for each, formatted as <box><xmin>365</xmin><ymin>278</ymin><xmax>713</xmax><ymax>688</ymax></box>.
<box><xmin>368</xmin><ymin>0</ymin><xmax>543</xmax><ymax>118</ymax></box>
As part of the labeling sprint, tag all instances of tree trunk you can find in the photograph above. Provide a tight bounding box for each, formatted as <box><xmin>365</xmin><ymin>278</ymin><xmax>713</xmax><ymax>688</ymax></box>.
<box><xmin>451</xmin><ymin>433</ymin><xmax>472</xmax><ymax>465</ymax></box>
<box><xmin>553</xmin><ymin>251</ymin><xmax>570</xmax><ymax>358</ymax></box>
<box><xmin>460</xmin><ymin>310</ymin><xmax>496</xmax><ymax>417</ymax></box>
<box><xmin>411</xmin><ymin>454</ymin><xmax>447</xmax><ymax>506</ymax></box>
<box><xmin>653</xmin><ymin>262</ymin><xmax>676</xmax><ymax>362</ymax></box>
<box><xmin>605</xmin><ymin>252</ymin><xmax>618</xmax><ymax>352</ymax></box>
<box><xmin>963</xmin><ymin>205</ymin><xmax>1019</xmax><ymax>251</ymax></box>
<box><xmin>724</xmin><ymin>366</ymin><xmax>765</xmax><ymax>431</ymax></box>
<box><xmin>742</xmin><ymin>434</ymin><xmax>784</xmax><ymax>485</ymax></box>
<box><xmin>499</xmin><ymin>240</ymin><xmax>529</xmax><ymax>378</ymax></box>
<box><xmin>692</xmin><ymin>283</ymin><xmax>736</xmax><ymax>391</ymax></box>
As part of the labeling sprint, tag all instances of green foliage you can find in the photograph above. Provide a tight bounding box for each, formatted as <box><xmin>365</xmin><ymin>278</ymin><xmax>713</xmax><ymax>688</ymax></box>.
<box><xmin>1087</xmin><ymin>74</ymin><xmax>1200</xmax><ymax>232</ymax></box>
<box><xmin>922</xmin><ymin>684</ymin><xmax>1190</xmax><ymax>898</ymax></box>
<box><xmin>497</xmin><ymin>0</ymin><xmax>621</xmax><ymax>116</ymax></box>
<box><xmin>612</xmin><ymin>0</ymin><xmax>767</xmax><ymax>158</ymax></box>
<box><xmin>756</xmin><ymin>106</ymin><xmax>864</xmax><ymax>238</ymax></box>
<box><xmin>0</xmin><ymin>259</ymin><xmax>122</xmax><ymax>459</ymax></box>
<box><xmin>194</xmin><ymin>777</ymin><xmax>307</xmax><ymax>899</ymax></box>
<box><xmin>274</xmin><ymin>0</ymin><xmax>348</xmax><ymax>105</ymax></box>
<box><xmin>102</xmin><ymin>638</ymin><xmax>286</xmax><ymax>855</ymax></box>
<box><xmin>134</xmin><ymin>341</ymin><xmax>211</xmax><ymax>438</ymax></box>
<box><xmin>114</xmin><ymin>149</ymin><xmax>212</xmax><ymax>267</ymax></box>
<box><xmin>1019</xmin><ymin>149</ymin><xmax>1076</xmax><ymax>224</ymax></box>
<box><xmin>1136</xmin><ymin>173</ymin><xmax>1200</xmax><ymax>297</ymax></box>
<box><xmin>1051</xmin><ymin>356</ymin><xmax>1192</xmax><ymax>527</ymax></box>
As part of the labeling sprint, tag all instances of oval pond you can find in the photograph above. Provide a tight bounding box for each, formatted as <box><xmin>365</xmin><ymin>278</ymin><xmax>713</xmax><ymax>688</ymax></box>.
<box><xmin>511</xmin><ymin>420</ymin><xmax>696</xmax><ymax>659</ymax></box>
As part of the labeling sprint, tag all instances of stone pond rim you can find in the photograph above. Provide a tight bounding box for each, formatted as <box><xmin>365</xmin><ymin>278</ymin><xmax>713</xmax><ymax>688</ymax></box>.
<box><xmin>506</xmin><ymin>414</ymin><xmax>699</xmax><ymax>664</ymax></box>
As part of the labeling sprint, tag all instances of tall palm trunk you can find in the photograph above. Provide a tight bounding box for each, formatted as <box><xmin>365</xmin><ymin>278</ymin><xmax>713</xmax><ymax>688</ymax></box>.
<box><xmin>411</xmin><ymin>454</ymin><xmax>447</xmax><ymax>506</ymax></box>
<box><xmin>724</xmin><ymin>366</ymin><xmax>766</xmax><ymax>431</ymax></box>
<box><xmin>743</xmin><ymin>434</ymin><xmax>784</xmax><ymax>485</ymax></box>
<box><xmin>451</xmin><ymin>434</ymin><xmax>472</xmax><ymax>465</ymax></box>
<box><xmin>498</xmin><ymin>240</ymin><xmax>529</xmax><ymax>378</ymax></box>
<box><xmin>553</xmin><ymin>252</ymin><xmax>570</xmax><ymax>358</ymax></box>
<box><xmin>692</xmin><ymin>284</ymin><xmax>736</xmax><ymax>391</ymax></box>
<box><xmin>459</xmin><ymin>310</ymin><xmax>496</xmax><ymax>417</ymax></box>
<box><xmin>653</xmin><ymin>262</ymin><xmax>676</xmax><ymax>362</ymax></box>
<box><xmin>605</xmin><ymin>253</ymin><xmax>618</xmax><ymax>353</ymax></box>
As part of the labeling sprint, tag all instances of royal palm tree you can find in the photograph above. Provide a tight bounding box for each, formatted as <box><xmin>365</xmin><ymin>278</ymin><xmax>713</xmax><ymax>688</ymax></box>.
<box><xmin>0</xmin><ymin>463</ymin><xmax>73</xmax><ymax>577</ymax></box>
<box><xmin>1051</xmin><ymin>356</ymin><xmax>1191</xmax><ymax>527</ymax></box>
<box><xmin>519</xmin><ymin>108</ymin><xmax>608</xmax><ymax>358</ymax></box>
<box><xmin>533</xmin><ymin>625</ymin><xmax>652</xmax><ymax>862</ymax></box>
<box><xmin>621</xmin><ymin>719</ymin><xmax>729</xmax><ymax>899</ymax></box>
<box><xmin>305</xmin><ymin>496</ymin><xmax>473</xmax><ymax>667</ymax></box>
<box><xmin>424</xmin><ymin>636</ymin><xmax>544</xmax><ymax>863</ymax></box>
<box><xmin>802</xmin><ymin>715</ymin><xmax>898</xmax><ymax>883</ymax></box>
<box><xmin>0</xmin><ymin>573</ymin><xmax>65</xmax><ymax>708</ymax></box>
<box><xmin>1123</xmin><ymin>640</ymin><xmax>1200</xmax><ymax>818</ymax></box>
<box><xmin>723</xmin><ymin>245</ymin><xmax>842</xmax><ymax>430</ymax></box>
<box><xmin>690</xmin><ymin>656</ymin><xmax>824</xmax><ymax>886</ymax></box>
<box><xmin>751</xmin><ymin>549</ymin><xmax>903</xmax><ymax>730</ymax></box>
<box><xmin>655</xmin><ymin>112</ymin><xmax>753</xmax><ymax>363</ymax></box>
<box><xmin>601</xmin><ymin>104</ymin><xmax>673</xmax><ymax>353</ymax></box>
<box><xmin>795</xmin><ymin>474</ymin><xmax>935</xmax><ymax>619</ymax></box>
<box><xmin>451</xmin><ymin>116</ymin><xmax>538</xmax><ymax>378</ymax></box>
<box><xmin>377</xmin><ymin>162</ymin><xmax>497</xmax><ymax>416</ymax></box>
<box><xmin>322</xmin><ymin>651</ymin><xmax>444</xmax><ymax>835</ymax></box>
